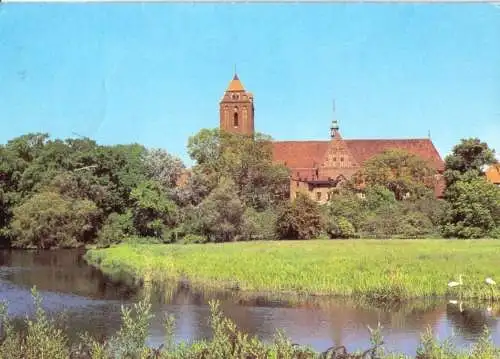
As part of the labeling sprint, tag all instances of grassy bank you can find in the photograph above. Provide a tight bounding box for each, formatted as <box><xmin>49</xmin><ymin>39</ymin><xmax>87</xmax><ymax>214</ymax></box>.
<box><xmin>85</xmin><ymin>239</ymin><xmax>500</xmax><ymax>300</ymax></box>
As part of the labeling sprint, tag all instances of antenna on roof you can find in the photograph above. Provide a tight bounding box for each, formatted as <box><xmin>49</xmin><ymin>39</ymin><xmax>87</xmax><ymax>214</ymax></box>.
<box><xmin>428</xmin><ymin>129</ymin><xmax>431</xmax><ymax>139</ymax></box>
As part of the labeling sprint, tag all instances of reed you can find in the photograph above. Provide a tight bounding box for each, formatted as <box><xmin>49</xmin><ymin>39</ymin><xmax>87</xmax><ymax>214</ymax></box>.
<box><xmin>85</xmin><ymin>239</ymin><xmax>500</xmax><ymax>301</ymax></box>
<box><xmin>1</xmin><ymin>288</ymin><xmax>499</xmax><ymax>358</ymax></box>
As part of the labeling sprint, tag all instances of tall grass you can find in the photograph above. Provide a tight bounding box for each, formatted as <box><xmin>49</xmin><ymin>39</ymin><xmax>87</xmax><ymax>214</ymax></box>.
<box><xmin>85</xmin><ymin>240</ymin><xmax>500</xmax><ymax>300</ymax></box>
<box><xmin>2</xmin><ymin>288</ymin><xmax>500</xmax><ymax>359</ymax></box>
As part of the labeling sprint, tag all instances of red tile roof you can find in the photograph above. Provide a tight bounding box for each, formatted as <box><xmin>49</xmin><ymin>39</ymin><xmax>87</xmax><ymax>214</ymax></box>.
<box><xmin>272</xmin><ymin>138</ymin><xmax>444</xmax><ymax>171</ymax></box>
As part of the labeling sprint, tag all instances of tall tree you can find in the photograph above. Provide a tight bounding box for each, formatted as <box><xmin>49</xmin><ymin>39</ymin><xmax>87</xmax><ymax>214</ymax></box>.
<box><xmin>185</xmin><ymin>178</ymin><xmax>245</xmax><ymax>242</ymax></box>
<box><xmin>441</xmin><ymin>138</ymin><xmax>499</xmax><ymax>238</ymax></box>
<box><xmin>444</xmin><ymin>137</ymin><xmax>497</xmax><ymax>187</ymax></box>
<box><xmin>143</xmin><ymin>148</ymin><xmax>185</xmax><ymax>189</ymax></box>
<box><xmin>130</xmin><ymin>180</ymin><xmax>178</xmax><ymax>238</ymax></box>
<box><xmin>441</xmin><ymin>177</ymin><xmax>500</xmax><ymax>238</ymax></box>
<box><xmin>187</xmin><ymin>128</ymin><xmax>290</xmax><ymax>210</ymax></box>
<box><xmin>350</xmin><ymin>149</ymin><xmax>436</xmax><ymax>200</ymax></box>
<box><xmin>10</xmin><ymin>191</ymin><xmax>100</xmax><ymax>249</ymax></box>
<box><xmin>276</xmin><ymin>193</ymin><xmax>323</xmax><ymax>240</ymax></box>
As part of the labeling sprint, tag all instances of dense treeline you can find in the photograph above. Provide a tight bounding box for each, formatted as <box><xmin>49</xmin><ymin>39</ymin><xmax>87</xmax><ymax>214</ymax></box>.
<box><xmin>0</xmin><ymin>131</ymin><xmax>498</xmax><ymax>249</ymax></box>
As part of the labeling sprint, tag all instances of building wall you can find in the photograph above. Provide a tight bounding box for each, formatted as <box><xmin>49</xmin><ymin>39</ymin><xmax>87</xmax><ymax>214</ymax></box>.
<box><xmin>290</xmin><ymin>179</ymin><xmax>332</xmax><ymax>204</ymax></box>
<box><xmin>486</xmin><ymin>165</ymin><xmax>500</xmax><ymax>187</ymax></box>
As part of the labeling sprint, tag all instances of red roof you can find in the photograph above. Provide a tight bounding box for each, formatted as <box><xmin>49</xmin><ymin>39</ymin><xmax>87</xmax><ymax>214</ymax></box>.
<box><xmin>273</xmin><ymin>138</ymin><xmax>444</xmax><ymax>171</ymax></box>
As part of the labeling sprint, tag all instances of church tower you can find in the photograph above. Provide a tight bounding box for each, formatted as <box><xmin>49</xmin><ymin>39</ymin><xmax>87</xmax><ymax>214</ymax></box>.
<box><xmin>219</xmin><ymin>73</ymin><xmax>255</xmax><ymax>136</ymax></box>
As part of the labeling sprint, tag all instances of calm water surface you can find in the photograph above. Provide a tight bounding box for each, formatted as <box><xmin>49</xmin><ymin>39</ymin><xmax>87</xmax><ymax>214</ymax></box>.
<box><xmin>1</xmin><ymin>249</ymin><xmax>499</xmax><ymax>356</ymax></box>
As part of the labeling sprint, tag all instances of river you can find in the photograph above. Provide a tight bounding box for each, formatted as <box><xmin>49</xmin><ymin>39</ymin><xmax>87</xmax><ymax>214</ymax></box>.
<box><xmin>1</xmin><ymin>249</ymin><xmax>499</xmax><ymax>356</ymax></box>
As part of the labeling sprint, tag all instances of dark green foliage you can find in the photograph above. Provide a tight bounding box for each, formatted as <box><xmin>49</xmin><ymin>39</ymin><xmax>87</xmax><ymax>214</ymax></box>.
<box><xmin>187</xmin><ymin>129</ymin><xmax>290</xmax><ymax>211</ymax></box>
<box><xmin>184</xmin><ymin>178</ymin><xmax>245</xmax><ymax>242</ymax></box>
<box><xmin>441</xmin><ymin>138</ymin><xmax>499</xmax><ymax>238</ymax></box>
<box><xmin>10</xmin><ymin>191</ymin><xmax>101</xmax><ymax>249</ymax></box>
<box><xmin>1</xmin><ymin>131</ymin><xmax>498</xmax><ymax>247</ymax></box>
<box><xmin>240</xmin><ymin>207</ymin><xmax>278</xmax><ymax>240</ymax></box>
<box><xmin>351</xmin><ymin>149</ymin><xmax>437</xmax><ymax>200</ymax></box>
<box><xmin>276</xmin><ymin>193</ymin><xmax>323</xmax><ymax>240</ymax></box>
<box><xmin>327</xmin><ymin>190</ymin><xmax>366</xmax><ymax>231</ymax></box>
<box><xmin>130</xmin><ymin>180</ymin><xmax>178</xmax><ymax>239</ymax></box>
<box><xmin>325</xmin><ymin>216</ymin><xmax>356</xmax><ymax>239</ymax></box>
<box><xmin>441</xmin><ymin>178</ymin><xmax>500</xmax><ymax>238</ymax></box>
<box><xmin>444</xmin><ymin>137</ymin><xmax>497</xmax><ymax>187</ymax></box>
<box><xmin>97</xmin><ymin>211</ymin><xmax>136</xmax><ymax>247</ymax></box>
<box><xmin>327</xmin><ymin>186</ymin><xmax>440</xmax><ymax>239</ymax></box>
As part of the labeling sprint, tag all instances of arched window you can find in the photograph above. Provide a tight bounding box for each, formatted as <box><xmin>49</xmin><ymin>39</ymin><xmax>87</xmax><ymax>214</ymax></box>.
<box><xmin>233</xmin><ymin>112</ymin><xmax>239</xmax><ymax>127</ymax></box>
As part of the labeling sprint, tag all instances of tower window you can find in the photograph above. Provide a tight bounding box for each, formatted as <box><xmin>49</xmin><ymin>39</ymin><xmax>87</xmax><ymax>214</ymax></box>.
<box><xmin>233</xmin><ymin>112</ymin><xmax>239</xmax><ymax>127</ymax></box>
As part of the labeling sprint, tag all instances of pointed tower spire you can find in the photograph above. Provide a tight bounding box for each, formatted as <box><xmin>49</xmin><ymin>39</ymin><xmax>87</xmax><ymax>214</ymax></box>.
<box><xmin>330</xmin><ymin>99</ymin><xmax>340</xmax><ymax>139</ymax></box>
<box><xmin>227</xmin><ymin>71</ymin><xmax>245</xmax><ymax>92</ymax></box>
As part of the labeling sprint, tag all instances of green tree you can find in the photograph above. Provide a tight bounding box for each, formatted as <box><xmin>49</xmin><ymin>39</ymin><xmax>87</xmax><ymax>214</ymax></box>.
<box><xmin>276</xmin><ymin>193</ymin><xmax>323</xmax><ymax>240</ymax></box>
<box><xmin>444</xmin><ymin>137</ymin><xmax>497</xmax><ymax>187</ymax></box>
<box><xmin>184</xmin><ymin>178</ymin><xmax>245</xmax><ymax>242</ymax></box>
<box><xmin>187</xmin><ymin>129</ymin><xmax>290</xmax><ymax>210</ymax></box>
<box><xmin>130</xmin><ymin>180</ymin><xmax>178</xmax><ymax>238</ymax></box>
<box><xmin>351</xmin><ymin>149</ymin><xmax>436</xmax><ymax>200</ymax></box>
<box><xmin>441</xmin><ymin>178</ymin><xmax>500</xmax><ymax>238</ymax></box>
<box><xmin>10</xmin><ymin>191</ymin><xmax>100</xmax><ymax>249</ymax></box>
<box><xmin>325</xmin><ymin>216</ymin><xmax>356</xmax><ymax>239</ymax></box>
<box><xmin>97</xmin><ymin>211</ymin><xmax>136</xmax><ymax>246</ymax></box>
<box><xmin>327</xmin><ymin>190</ymin><xmax>366</xmax><ymax>231</ymax></box>
<box><xmin>143</xmin><ymin>148</ymin><xmax>185</xmax><ymax>188</ymax></box>
<box><xmin>240</xmin><ymin>207</ymin><xmax>278</xmax><ymax>241</ymax></box>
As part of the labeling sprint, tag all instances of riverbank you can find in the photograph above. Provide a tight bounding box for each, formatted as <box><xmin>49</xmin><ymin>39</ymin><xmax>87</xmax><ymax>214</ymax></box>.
<box><xmin>85</xmin><ymin>239</ymin><xmax>500</xmax><ymax>301</ymax></box>
<box><xmin>2</xmin><ymin>289</ymin><xmax>499</xmax><ymax>359</ymax></box>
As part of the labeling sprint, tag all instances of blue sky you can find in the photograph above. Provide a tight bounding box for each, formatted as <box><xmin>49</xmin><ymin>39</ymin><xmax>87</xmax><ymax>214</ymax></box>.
<box><xmin>0</xmin><ymin>4</ymin><xmax>499</xmax><ymax>163</ymax></box>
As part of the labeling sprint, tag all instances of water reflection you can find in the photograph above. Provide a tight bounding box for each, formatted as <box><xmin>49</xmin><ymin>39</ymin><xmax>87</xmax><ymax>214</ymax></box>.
<box><xmin>1</xmin><ymin>249</ymin><xmax>500</xmax><ymax>355</ymax></box>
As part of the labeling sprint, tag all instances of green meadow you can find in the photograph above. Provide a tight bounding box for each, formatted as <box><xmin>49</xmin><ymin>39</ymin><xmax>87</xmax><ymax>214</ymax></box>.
<box><xmin>85</xmin><ymin>239</ymin><xmax>500</xmax><ymax>300</ymax></box>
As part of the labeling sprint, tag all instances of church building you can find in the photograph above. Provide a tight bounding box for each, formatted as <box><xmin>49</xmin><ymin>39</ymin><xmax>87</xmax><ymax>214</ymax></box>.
<box><xmin>219</xmin><ymin>74</ymin><xmax>445</xmax><ymax>203</ymax></box>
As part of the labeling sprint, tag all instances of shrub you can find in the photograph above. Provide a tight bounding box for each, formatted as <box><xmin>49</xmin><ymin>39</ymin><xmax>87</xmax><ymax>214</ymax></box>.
<box><xmin>276</xmin><ymin>193</ymin><xmax>323</xmax><ymax>240</ymax></box>
<box><xmin>325</xmin><ymin>216</ymin><xmax>356</xmax><ymax>239</ymax></box>
<box><xmin>327</xmin><ymin>191</ymin><xmax>366</xmax><ymax>231</ymax></box>
<box><xmin>240</xmin><ymin>207</ymin><xmax>278</xmax><ymax>240</ymax></box>
<box><xmin>184</xmin><ymin>178</ymin><xmax>245</xmax><ymax>242</ymax></box>
<box><xmin>489</xmin><ymin>227</ymin><xmax>500</xmax><ymax>239</ymax></box>
<box><xmin>398</xmin><ymin>211</ymin><xmax>435</xmax><ymax>238</ymax></box>
<box><xmin>96</xmin><ymin>211</ymin><xmax>135</xmax><ymax>247</ymax></box>
<box><xmin>181</xmin><ymin>234</ymin><xmax>208</xmax><ymax>244</ymax></box>
<box><xmin>10</xmin><ymin>191</ymin><xmax>100</xmax><ymax>249</ymax></box>
<box><xmin>360</xmin><ymin>204</ymin><xmax>402</xmax><ymax>238</ymax></box>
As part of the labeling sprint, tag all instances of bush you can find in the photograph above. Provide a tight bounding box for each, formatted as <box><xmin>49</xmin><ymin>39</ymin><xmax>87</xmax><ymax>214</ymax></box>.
<box><xmin>97</xmin><ymin>211</ymin><xmax>135</xmax><ymax>247</ymax></box>
<box><xmin>398</xmin><ymin>211</ymin><xmax>435</xmax><ymax>238</ymax></box>
<box><xmin>184</xmin><ymin>178</ymin><xmax>245</xmax><ymax>242</ymax></box>
<box><xmin>10</xmin><ymin>191</ymin><xmax>101</xmax><ymax>249</ymax></box>
<box><xmin>240</xmin><ymin>207</ymin><xmax>277</xmax><ymax>240</ymax></box>
<box><xmin>181</xmin><ymin>234</ymin><xmax>208</xmax><ymax>244</ymax></box>
<box><xmin>325</xmin><ymin>216</ymin><xmax>356</xmax><ymax>239</ymax></box>
<box><xmin>276</xmin><ymin>193</ymin><xmax>322</xmax><ymax>240</ymax></box>
<box><xmin>489</xmin><ymin>227</ymin><xmax>500</xmax><ymax>239</ymax></box>
<box><xmin>327</xmin><ymin>191</ymin><xmax>366</xmax><ymax>231</ymax></box>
